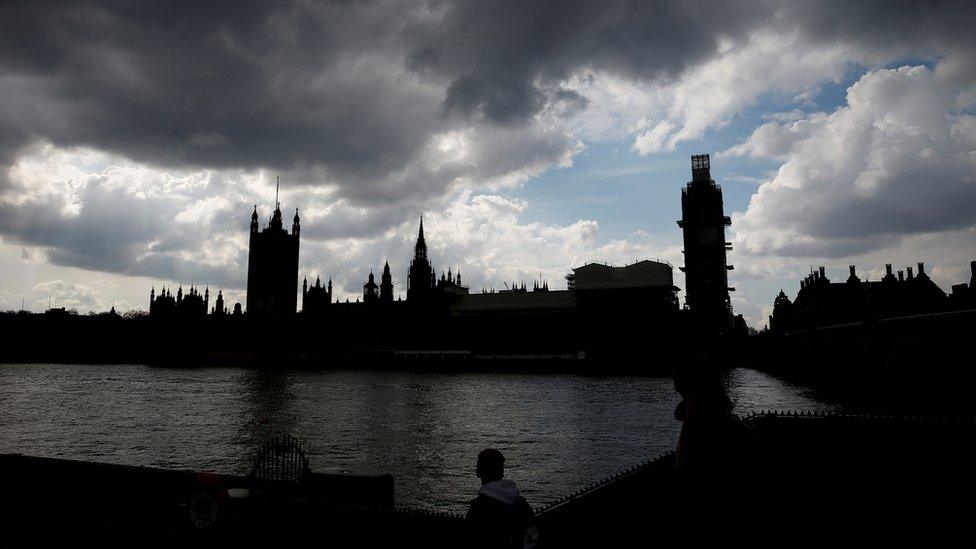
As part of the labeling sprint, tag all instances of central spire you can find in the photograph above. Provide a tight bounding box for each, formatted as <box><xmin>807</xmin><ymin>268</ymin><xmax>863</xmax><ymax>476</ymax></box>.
<box><xmin>414</xmin><ymin>215</ymin><xmax>427</xmax><ymax>259</ymax></box>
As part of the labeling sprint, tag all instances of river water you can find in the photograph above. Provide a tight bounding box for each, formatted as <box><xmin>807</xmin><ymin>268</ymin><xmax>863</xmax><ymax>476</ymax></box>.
<box><xmin>0</xmin><ymin>363</ymin><xmax>843</xmax><ymax>513</ymax></box>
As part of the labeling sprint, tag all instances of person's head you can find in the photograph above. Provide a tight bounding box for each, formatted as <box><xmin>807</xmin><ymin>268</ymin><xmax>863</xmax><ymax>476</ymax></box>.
<box><xmin>476</xmin><ymin>448</ymin><xmax>505</xmax><ymax>484</ymax></box>
<box><xmin>673</xmin><ymin>363</ymin><xmax>731</xmax><ymax>410</ymax></box>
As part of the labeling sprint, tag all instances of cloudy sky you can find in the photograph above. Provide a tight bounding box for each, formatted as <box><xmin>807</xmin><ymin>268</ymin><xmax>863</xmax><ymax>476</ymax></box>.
<box><xmin>1</xmin><ymin>0</ymin><xmax>974</xmax><ymax>327</ymax></box>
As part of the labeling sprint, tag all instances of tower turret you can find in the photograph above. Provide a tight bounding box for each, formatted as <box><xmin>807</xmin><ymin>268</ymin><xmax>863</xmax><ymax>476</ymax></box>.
<box><xmin>381</xmin><ymin>261</ymin><xmax>394</xmax><ymax>304</ymax></box>
<box><xmin>364</xmin><ymin>270</ymin><xmax>379</xmax><ymax>304</ymax></box>
<box><xmin>292</xmin><ymin>208</ymin><xmax>300</xmax><ymax>236</ymax></box>
<box><xmin>214</xmin><ymin>289</ymin><xmax>226</xmax><ymax>316</ymax></box>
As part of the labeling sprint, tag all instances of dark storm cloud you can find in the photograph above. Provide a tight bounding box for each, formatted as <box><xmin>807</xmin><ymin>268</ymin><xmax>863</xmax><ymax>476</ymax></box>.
<box><xmin>408</xmin><ymin>0</ymin><xmax>976</xmax><ymax>124</ymax></box>
<box><xmin>2</xmin><ymin>0</ymin><xmax>973</xmax><ymax>190</ymax></box>
<box><xmin>0</xmin><ymin>0</ymin><xmax>444</xmax><ymax>198</ymax></box>
<box><xmin>781</xmin><ymin>0</ymin><xmax>976</xmax><ymax>56</ymax></box>
<box><xmin>0</xmin><ymin>0</ymin><xmax>768</xmax><ymax>192</ymax></box>
<box><xmin>405</xmin><ymin>0</ymin><xmax>772</xmax><ymax>123</ymax></box>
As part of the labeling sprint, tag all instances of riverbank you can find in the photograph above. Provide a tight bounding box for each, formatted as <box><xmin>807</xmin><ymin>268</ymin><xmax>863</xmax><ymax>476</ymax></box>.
<box><xmin>5</xmin><ymin>411</ymin><xmax>974</xmax><ymax>547</ymax></box>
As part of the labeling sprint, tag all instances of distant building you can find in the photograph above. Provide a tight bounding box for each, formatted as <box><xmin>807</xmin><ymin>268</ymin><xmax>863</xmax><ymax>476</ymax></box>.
<box><xmin>302</xmin><ymin>275</ymin><xmax>333</xmax><ymax>316</ymax></box>
<box><xmin>768</xmin><ymin>262</ymin><xmax>958</xmax><ymax>333</ymax></box>
<box><xmin>292</xmin><ymin>213</ymin><xmax>679</xmax><ymax>332</ymax></box>
<box><xmin>391</xmin><ymin>217</ymin><xmax>470</xmax><ymax>305</ymax></box>
<box><xmin>567</xmin><ymin>260</ymin><xmax>674</xmax><ymax>291</ymax></box>
<box><xmin>454</xmin><ymin>261</ymin><xmax>677</xmax><ymax>317</ymax></box>
<box><xmin>452</xmin><ymin>286</ymin><xmax>577</xmax><ymax>316</ymax></box>
<box><xmin>211</xmin><ymin>289</ymin><xmax>227</xmax><ymax>316</ymax></box>
<box><xmin>567</xmin><ymin>260</ymin><xmax>679</xmax><ymax>313</ymax></box>
<box><xmin>380</xmin><ymin>262</ymin><xmax>394</xmax><ymax>304</ymax></box>
<box><xmin>44</xmin><ymin>306</ymin><xmax>72</xmax><ymax>318</ymax></box>
<box><xmin>948</xmin><ymin>261</ymin><xmax>976</xmax><ymax>311</ymax></box>
<box><xmin>363</xmin><ymin>271</ymin><xmax>379</xmax><ymax>304</ymax></box>
<box><xmin>137</xmin><ymin>186</ymin><xmax>689</xmax><ymax>360</ymax></box>
<box><xmin>406</xmin><ymin>217</ymin><xmax>436</xmax><ymax>303</ymax></box>
<box><xmin>677</xmin><ymin>154</ymin><xmax>734</xmax><ymax>334</ymax></box>
<box><xmin>769</xmin><ymin>289</ymin><xmax>793</xmax><ymax>334</ymax></box>
<box><xmin>436</xmin><ymin>267</ymin><xmax>467</xmax><ymax>298</ymax></box>
<box><xmin>246</xmin><ymin>179</ymin><xmax>300</xmax><ymax>316</ymax></box>
<box><xmin>149</xmin><ymin>285</ymin><xmax>209</xmax><ymax>320</ymax></box>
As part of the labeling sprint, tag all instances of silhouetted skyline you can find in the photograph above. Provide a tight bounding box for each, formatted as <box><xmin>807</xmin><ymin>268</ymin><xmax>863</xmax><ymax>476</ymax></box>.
<box><xmin>0</xmin><ymin>1</ymin><xmax>974</xmax><ymax>330</ymax></box>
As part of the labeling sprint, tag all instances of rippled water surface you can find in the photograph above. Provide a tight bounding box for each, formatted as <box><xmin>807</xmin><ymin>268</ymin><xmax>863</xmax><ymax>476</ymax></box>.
<box><xmin>0</xmin><ymin>364</ymin><xmax>842</xmax><ymax>512</ymax></box>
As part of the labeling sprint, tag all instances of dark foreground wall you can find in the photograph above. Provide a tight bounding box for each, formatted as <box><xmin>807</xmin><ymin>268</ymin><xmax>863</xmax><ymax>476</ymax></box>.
<box><xmin>3</xmin><ymin>412</ymin><xmax>975</xmax><ymax>547</ymax></box>
<box><xmin>536</xmin><ymin>412</ymin><xmax>976</xmax><ymax>546</ymax></box>
<box><xmin>0</xmin><ymin>454</ymin><xmax>401</xmax><ymax>547</ymax></box>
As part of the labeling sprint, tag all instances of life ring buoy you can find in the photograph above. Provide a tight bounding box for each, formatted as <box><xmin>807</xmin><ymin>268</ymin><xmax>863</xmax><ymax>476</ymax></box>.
<box><xmin>189</xmin><ymin>473</ymin><xmax>226</xmax><ymax>530</ymax></box>
<box><xmin>189</xmin><ymin>489</ymin><xmax>218</xmax><ymax>529</ymax></box>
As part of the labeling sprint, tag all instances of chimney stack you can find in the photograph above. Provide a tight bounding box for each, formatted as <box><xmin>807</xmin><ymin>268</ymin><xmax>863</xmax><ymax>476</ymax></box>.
<box><xmin>886</xmin><ymin>264</ymin><xmax>893</xmax><ymax>276</ymax></box>
<box><xmin>906</xmin><ymin>266</ymin><xmax>914</xmax><ymax>280</ymax></box>
<box><xmin>898</xmin><ymin>270</ymin><xmax>904</xmax><ymax>282</ymax></box>
<box><xmin>819</xmin><ymin>266</ymin><xmax>826</xmax><ymax>279</ymax></box>
<box><xmin>917</xmin><ymin>262</ymin><xmax>925</xmax><ymax>276</ymax></box>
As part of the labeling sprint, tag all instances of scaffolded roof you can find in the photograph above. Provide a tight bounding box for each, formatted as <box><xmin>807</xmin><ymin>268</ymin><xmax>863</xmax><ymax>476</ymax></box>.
<box><xmin>569</xmin><ymin>260</ymin><xmax>674</xmax><ymax>290</ymax></box>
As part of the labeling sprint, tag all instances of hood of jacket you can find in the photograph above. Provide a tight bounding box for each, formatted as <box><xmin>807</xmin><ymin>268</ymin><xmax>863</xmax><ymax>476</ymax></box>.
<box><xmin>478</xmin><ymin>479</ymin><xmax>522</xmax><ymax>507</ymax></box>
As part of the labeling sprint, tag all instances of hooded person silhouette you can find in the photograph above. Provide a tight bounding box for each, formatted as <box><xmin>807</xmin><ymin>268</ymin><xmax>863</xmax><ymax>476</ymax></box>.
<box><xmin>467</xmin><ymin>449</ymin><xmax>535</xmax><ymax>549</ymax></box>
<box><xmin>673</xmin><ymin>362</ymin><xmax>754</xmax><ymax>481</ymax></box>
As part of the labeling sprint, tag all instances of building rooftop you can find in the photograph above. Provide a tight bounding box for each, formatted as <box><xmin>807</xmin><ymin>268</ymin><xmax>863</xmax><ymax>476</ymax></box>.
<box><xmin>567</xmin><ymin>260</ymin><xmax>674</xmax><ymax>290</ymax></box>
<box><xmin>453</xmin><ymin>290</ymin><xmax>577</xmax><ymax>314</ymax></box>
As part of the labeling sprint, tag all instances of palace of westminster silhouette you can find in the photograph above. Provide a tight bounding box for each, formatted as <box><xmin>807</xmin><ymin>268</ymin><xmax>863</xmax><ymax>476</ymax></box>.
<box><xmin>3</xmin><ymin>154</ymin><xmax>972</xmax><ymax>365</ymax></box>
<box><xmin>145</xmin><ymin>155</ymin><xmax>976</xmax><ymax>347</ymax></box>
<box><xmin>2</xmin><ymin>154</ymin><xmax>971</xmax><ymax>368</ymax></box>
<box><xmin>148</xmin><ymin>155</ymin><xmax>737</xmax><ymax>341</ymax></box>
